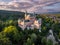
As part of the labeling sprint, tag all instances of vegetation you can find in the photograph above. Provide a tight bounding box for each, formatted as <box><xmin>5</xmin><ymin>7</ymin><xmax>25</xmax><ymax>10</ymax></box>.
<box><xmin>0</xmin><ymin>10</ymin><xmax>60</xmax><ymax>45</ymax></box>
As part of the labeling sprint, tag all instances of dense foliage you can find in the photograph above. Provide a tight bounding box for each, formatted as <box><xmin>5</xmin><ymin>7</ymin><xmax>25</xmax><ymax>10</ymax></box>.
<box><xmin>0</xmin><ymin>11</ymin><xmax>60</xmax><ymax>45</ymax></box>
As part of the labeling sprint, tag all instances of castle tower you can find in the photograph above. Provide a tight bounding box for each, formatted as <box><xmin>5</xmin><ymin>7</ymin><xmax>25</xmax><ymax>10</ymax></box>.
<box><xmin>25</xmin><ymin>11</ymin><xmax>27</xmax><ymax>19</ymax></box>
<box><xmin>33</xmin><ymin>12</ymin><xmax>36</xmax><ymax>17</ymax></box>
<box><xmin>38</xmin><ymin>18</ymin><xmax>42</xmax><ymax>32</ymax></box>
<box><xmin>25</xmin><ymin>11</ymin><xmax>30</xmax><ymax>20</ymax></box>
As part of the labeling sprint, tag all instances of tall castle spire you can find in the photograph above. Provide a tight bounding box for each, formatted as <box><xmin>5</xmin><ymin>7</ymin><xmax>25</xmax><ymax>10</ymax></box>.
<box><xmin>33</xmin><ymin>12</ymin><xmax>36</xmax><ymax>17</ymax></box>
<box><xmin>25</xmin><ymin>10</ymin><xmax>27</xmax><ymax>19</ymax></box>
<box><xmin>25</xmin><ymin>10</ymin><xmax>27</xmax><ymax>15</ymax></box>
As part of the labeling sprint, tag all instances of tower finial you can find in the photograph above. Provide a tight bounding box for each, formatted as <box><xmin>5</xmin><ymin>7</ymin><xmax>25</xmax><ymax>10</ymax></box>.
<box><xmin>25</xmin><ymin>10</ymin><xmax>27</xmax><ymax>15</ymax></box>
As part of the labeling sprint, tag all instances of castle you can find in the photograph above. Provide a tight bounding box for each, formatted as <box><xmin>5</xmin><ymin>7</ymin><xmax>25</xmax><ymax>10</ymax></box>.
<box><xmin>18</xmin><ymin>11</ymin><xmax>42</xmax><ymax>32</ymax></box>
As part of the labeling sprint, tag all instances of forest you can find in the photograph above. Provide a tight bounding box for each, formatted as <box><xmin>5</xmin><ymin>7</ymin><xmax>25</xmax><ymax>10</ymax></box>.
<box><xmin>0</xmin><ymin>10</ymin><xmax>60</xmax><ymax>45</ymax></box>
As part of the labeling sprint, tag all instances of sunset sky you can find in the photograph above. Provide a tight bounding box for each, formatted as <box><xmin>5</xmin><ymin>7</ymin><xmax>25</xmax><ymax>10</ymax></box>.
<box><xmin>0</xmin><ymin>0</ymin><xmax>60</xmax><ymax>13</ymax></box>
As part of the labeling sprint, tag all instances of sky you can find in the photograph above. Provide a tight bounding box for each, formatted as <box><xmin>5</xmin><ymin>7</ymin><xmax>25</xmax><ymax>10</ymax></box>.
<box><xmin>0</xmin><ymin>0</ymin><xmax>60</xmax><ymax>13</ymax></box>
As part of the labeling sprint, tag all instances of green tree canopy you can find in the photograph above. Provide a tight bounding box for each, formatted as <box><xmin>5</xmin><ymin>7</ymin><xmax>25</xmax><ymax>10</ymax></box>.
<box><xmin>0</xmin><ymin>32</ymin><xmax>12</xmax><ymax>45</ymax></box>
<box><xmin>3</xmin><ymin>26</ymin><xmax>20</xmax><ymax>43</ymax></box>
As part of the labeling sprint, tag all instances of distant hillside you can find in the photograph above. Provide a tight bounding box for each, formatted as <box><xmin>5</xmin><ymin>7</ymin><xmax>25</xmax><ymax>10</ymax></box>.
<box><xmin>0</xmin><ymin>10</ymin><xmax>25</xmax><ymax>20</ymax></box>
<box><xmin>36</xmin><ymin>11</ymin><xmax>60</xmax><ymax>14</ymax></box>
<box><xmin>0</xmin><ymin>10</ymin><xmax>24</xmax><ymax>15</ymax></box>
<box><xmin>46</xmin><ymin>12</ymin><xmax>60</xmax><ymax>14</ymax></box>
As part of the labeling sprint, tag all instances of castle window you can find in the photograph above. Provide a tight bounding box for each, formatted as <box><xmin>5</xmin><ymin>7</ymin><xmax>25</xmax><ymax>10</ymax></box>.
<box><xmin>25</xmin><ymin>20</ymin><xmax>30</xmax><ymax>22</ymax></box>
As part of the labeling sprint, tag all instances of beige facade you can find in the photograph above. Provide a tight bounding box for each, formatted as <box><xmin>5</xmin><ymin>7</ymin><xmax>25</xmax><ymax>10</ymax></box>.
<box><xmin>18</xmin><ymin>12</ymin><xmax>42</xmax><ymax>31</ymax></box>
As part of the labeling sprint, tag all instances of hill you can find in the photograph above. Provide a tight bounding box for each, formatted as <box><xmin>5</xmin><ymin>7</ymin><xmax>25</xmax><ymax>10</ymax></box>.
<box><xmin>0</xmin><ymin>10</ymin><xmax>25</xmax><ymax>20</ymax></box>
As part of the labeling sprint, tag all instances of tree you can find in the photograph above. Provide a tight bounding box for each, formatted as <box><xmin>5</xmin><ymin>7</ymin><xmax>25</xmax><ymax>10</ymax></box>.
<box><xmin>41</xmin><ymin>37</ymin><xmax>47</xmax><ymax>45</ymax></box>
<box><xmin>53</xmin><ymin>23</ymin><xmax>60</xmax><ymax>34</ymax></box>
<box><xmin>23</xmin><ymin>38</ymin><xmax>32</xmax><ymax>45</ymax></box>
<box><xmin>58</xmin><ymin>32</ymin><xmax>60</xmax><ymax>39</ymax></box>
<box><xmin>46</xmin><ymin>39</ymin><xmax>53</xmax><ymax>45</ymax></box>
<box><xmin>23</xmin><ymin>33</ymin><xmax>37</xmax><ymax>45</ymax></box>
<box><xmin>30</xmin><ymin>33</ymin><xmax>37</xmax><ymax>42</ymax></box>
<box><xmin>0</xmin><ymin>32</ymin><xmax>12</xmax><ymax>45</ymax></box>
<box><xmin>3</xmin><ymin>26</ymin><xmax>21</xmax><ymax>43</ymax></box>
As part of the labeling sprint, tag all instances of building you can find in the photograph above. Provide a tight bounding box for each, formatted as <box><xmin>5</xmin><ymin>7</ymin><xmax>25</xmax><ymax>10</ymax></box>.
<box><xmin>18</xmin><ymin>11</ymin><xmax>42</xmax><ymax>32</ymax></box>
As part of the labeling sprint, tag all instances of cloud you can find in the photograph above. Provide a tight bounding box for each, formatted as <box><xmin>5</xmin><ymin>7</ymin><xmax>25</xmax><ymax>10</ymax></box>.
<box><xmin>0</xmin><ymin>0</ymin><xmax>60</xmax><ymax>13</ymax></box>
